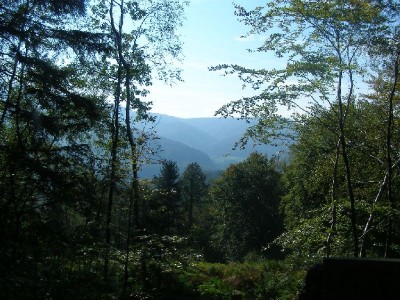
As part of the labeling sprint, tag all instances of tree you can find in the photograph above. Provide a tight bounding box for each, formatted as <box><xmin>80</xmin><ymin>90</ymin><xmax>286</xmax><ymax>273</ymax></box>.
<box><xmin>359</xmin><ymin>13</ymin><xmax>400</xmax><ymax>257</ymax></box>
<box><xmin>279</xmin><ymin>100</ymin><xmax>400</xmax><ymax>259</ymax></box>
<box><xmin>180</xmin><ymin>162</ymin><xmax>207</xmax><ymax>231</ymax></box>
<box><xmin>89</xmin><ymin>0</ymin><xmax>187</xmax><ymax>284</ymax></box>
<box><xmin>211</xmin><ymin>0</ymin><xmax>399</xmax><ymax>257</ymax></box>
<box><xmin>0</xmin><ymin>0</ymin><xmax>108</xmax><ymax>298</ymax></box>
<box><xmin>0</xmin><ymin>0</ymin><xmax>189</xmax><ymax>297</ymax></box>
<box><xmin>150</xmin><ymin>160</ymin><xmax>182</xmax><ymax>234</ymax></box>
<box><xmin>209</xmin><ymin>153</ymin><xmax>283</xmax><ymax>262</ymax></box>
<box><xmin>359</xmin><ymin>58</ymin><xmax>400</xmax><ymax>257</ymax></box>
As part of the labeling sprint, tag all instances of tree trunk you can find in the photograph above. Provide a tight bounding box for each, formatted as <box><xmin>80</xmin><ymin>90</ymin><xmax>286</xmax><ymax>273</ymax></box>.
<box><xmin>109</xmin><ymin>0</ymin><xmax>141</xmax><ymax>294</ymax></box>
<box><xmin>104</xmin><ymin>0</ymin><xmax>123</xmax><ymax>280</ymax></box>
<box><xmin>326</xmin><ymin>138</ymin><xmax>340</xmax><ymax>257</ymax></box>
<box><xmin>384</xmin><ymin>50</ymin><xmax>399</xmax><ymax>258</ymax></box>
<box><xmin>337</xmin><ymin>62</ymin><xmax>359</xmax><ymax>256</ymax></box>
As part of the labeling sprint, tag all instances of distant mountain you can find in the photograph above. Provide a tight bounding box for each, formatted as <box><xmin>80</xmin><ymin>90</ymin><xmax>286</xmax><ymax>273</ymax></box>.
<box><xmin>139</xmin><ymin>136</ymin><xmax>217</xmax><ymax>178</ymax></box>
<box><xmin>180</xmin><ymin>117</ymin><xmax>251</xmax><ymax>139</ymax></box>
<box><xmin>153</xmin><ymin>115</ymin><xmax>219</xmax><ymax>152</ymax></box>
<box><xmin>137</xmin><ymin>113</ymin><xmax>286</xmax><ymax>178</ymax></box>
<box><xmin>150</xmin><ymin>115</ymin><xmax>281</xmax><ymax>164</ymax></box>
<box><xmin>156</xmin><ymin>136</ymin><xmax>217</xmax><ymax>169</ymax></box>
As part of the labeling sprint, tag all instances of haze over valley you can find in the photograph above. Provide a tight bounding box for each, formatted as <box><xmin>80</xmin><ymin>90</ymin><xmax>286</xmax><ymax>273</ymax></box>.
<box><xmin>139</xmin><ymin>114</ymin><xmax>284</xmax><ymax>177</ymax></box>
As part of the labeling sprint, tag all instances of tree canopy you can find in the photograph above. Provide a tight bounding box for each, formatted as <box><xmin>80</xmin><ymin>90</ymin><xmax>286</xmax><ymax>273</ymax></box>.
<box><xmin>209</xmin><ymin>153</ymin><xmax>283</xmax><ymax>261</ymax></box>
<box><xmin>0</xmin><ymin>0</ymin><xmax>189</xmax><ymax>298</ymax></box>
<box><xmin>212</xmin><ymin>0</ymin><xmax>400</xmax><ymax>258</ymax></box>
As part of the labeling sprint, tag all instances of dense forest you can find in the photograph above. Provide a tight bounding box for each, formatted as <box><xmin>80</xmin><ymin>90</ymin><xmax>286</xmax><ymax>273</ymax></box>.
<box><xmin>0</xmin><ymin>0</ymin><xmax>399</xmax><ymax>299</ymax></box>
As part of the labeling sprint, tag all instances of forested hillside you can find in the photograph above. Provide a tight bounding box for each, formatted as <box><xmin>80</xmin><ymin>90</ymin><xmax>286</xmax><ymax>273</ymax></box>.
<box><xmin>1</xmin><ymin>1</ymin><xmax>399</xmax><ymax>299</ymax></box>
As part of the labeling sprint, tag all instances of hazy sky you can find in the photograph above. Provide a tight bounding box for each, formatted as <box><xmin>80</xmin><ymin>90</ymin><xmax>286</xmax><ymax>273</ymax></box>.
<box><xmin>147</xmin><ymin>0</ymin><xmax>278</xmax><ymax>118</ymax></box>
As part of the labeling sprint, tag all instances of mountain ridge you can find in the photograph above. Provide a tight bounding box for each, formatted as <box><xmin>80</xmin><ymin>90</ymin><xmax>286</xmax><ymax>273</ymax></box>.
<box><xmin>138</xmin><ymin>113</ymin><xmax>285</xmax><ymax>178</ymax></box>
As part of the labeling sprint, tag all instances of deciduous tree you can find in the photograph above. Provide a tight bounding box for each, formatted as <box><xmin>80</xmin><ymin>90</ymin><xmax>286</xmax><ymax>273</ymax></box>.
<box><xmin>209</xmin><ymin>153</ymin><xmax>283</xmax><ymax>261</ymax></box>
<box><xmin>211</xmin><ymin>0</ymin><xmax>399</xmax><ymax>257</ymax></box>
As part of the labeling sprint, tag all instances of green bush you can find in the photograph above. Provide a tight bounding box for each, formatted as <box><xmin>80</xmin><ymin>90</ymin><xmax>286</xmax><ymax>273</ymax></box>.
<box><xmin>184</xmin><ymin>259</ymin><xmax>306</xmax><ymax>300</ymax></box>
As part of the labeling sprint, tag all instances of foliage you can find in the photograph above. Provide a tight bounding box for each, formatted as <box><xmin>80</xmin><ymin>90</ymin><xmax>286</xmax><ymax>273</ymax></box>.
<box><xmin>189</xmin><ymin>260</ymin><xmax>306</xmax><ymax>300</ymax></box>
<box><xmin>88</xmin><ymin>0</ymin><xmax>188</xmax><ymax>290</ymax></box>
<box><xmin>279</xmin><ymin>100</ymin><xmax>400</xmax><ymax>258</ymax></box>
<box><xmin>211</xmin><ymin>0</ymin><xmax>392</xmax><ymax>145</ymax></box>
<box><xmin>125</xmin><ymin>234</ymin><xmax>201</xmax><ymax>299</ymax></box>
<box><xmin>181</xmin><ymin>162</ymin><xmax>208</xmax><ymax>231</ymax></box>
<box><xmin>0</xmin><ymin>0</ymin><xmax>189</xmax><ymax>298</ymax></box>
<box><xmin>211</xmin><ymin>0</ymin><xmax>400</xmax><ymax>258</ymax></box>
<box><xmin>209</xmin><ymin>153</ymin><xmax>284</xmax><ymax>261</ymax></box>
<box><xmin>0</xmin><ymin>1</ymin><xmax>107</xmax><ymax>298</ymax></box>
<box><xmin>146</xmin><ymin>160</ymin><xmax>182</xmax><ymax>234</ymax></box>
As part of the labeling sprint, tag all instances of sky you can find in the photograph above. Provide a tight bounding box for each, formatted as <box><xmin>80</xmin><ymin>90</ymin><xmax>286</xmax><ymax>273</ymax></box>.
<box><xmin>147</xmin><ymin>0</ymin><xmax>278</xmax><ymax>119</ymax></box>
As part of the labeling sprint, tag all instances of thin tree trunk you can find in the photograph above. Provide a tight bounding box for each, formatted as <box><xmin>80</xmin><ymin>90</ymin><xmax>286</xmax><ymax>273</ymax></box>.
<box><xmin>122</xmin><ymin>71</ymin><xmax>140</xmax><ymax>298</ymax></box>
<box><xmin>360</xmin><ymin>173</ymin><xmax>387</xmax><ymax>257</ymax></box>
<box><xmin>384</xmin><ymin>50</ymin><xmax>399</xmax><ymax>258</ymax></box>
<box><xmin>124</xmin><ymin>67</ymin><xmax>140</xmax><ymax>230</ymax></box>
<box><xmin>359</xmin><ymin>158</ymin><xmax>400</xmax><ymax>256</ymax></box>
<box><xmin>123</xmin><ymin>182</ymin><xmax>134</xmax><ymax>297</ymax></box>
<box><xmin>337</xmin><ymin>67</ymin><xmax>359</xmax><ymax>257</ymax></box>
<box><xmin>331</xmin><ymin>31</ymin><xmax>360</xmax><ymax>256</ymax></box>
<box><xmin>104</xmin><ymin>0</ymin><xmax>123</xmax><ymax>280</ymax></box>
<box><xmin>103</xmin><ymin>84</ymin><xmax>120</xmax><ymax>282</ymax></box>
<box><xmin>326</xmin><ymin>138</ymin><xmax>340</xmax><ymax>257</ymax></box>
<box><xmin>109</xmin><ymin>0</ymin><xmax>141</xmax><ymax>294</ymax></box>
<box><xmin>340</xmin><ymin>105</ymin><xmax>359</xmax><ymax>257</ymax></box>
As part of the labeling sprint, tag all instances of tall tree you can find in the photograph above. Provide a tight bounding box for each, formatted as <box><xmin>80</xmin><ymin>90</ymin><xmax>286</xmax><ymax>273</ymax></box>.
<box><xmin>211</xmin><ymin>0</ymin><xmax>397</xmax><ymax>257</ymax></box>
<box><xmin>89</xmin><ymin>0</ymin><xmax>187</xmax><ymax>284</ymax></box>
<box><xmin>0</xmin><ymin>0</ymin><xmax>107</xmax><ymax>298</ymax></box>
<box><xmin>209</xmin><ymin>153</ymin><xmax>283</xmax><ymax>262</ymax></box>
<box><xmin>359</xmin><ymin>53</ymin><xmax>400</xmax><ymax>257</ymax></box>
<box><xmin>280</xmin><ymin>99</ymin><xmax>400</xmax><ymax>259</ymax></box>
<box><xmin>180</xmin><ymin>162</ymin><xmax>207</xmax><ymax>231</ymax></box>
<box><xmin>359</xmin><ymin>6</ymin><xmax>400</xmax><ymax>256</ymax></box>
<box><xmin>152</xmin><ymin>160</ymin><xmax>181</xmax><ymax>234</ymax></box>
